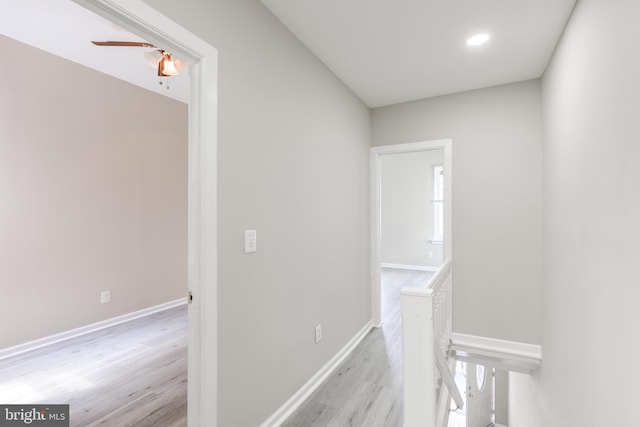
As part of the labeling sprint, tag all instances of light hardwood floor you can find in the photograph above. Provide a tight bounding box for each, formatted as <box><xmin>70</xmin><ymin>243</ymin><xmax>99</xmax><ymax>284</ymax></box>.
<box><xmin>282</xmin><ymin>268</ymin><xmax>433</xmax><ymax>427</ymax></box>
<box><xmin>0</xmin><ymin>305</ymin><xmax>188</xmax><ymax>427</ymax></box>
<box><xmin>0</xmin><ymin>271</ymin><xmax>431</xmax><ymax>427</ymax></box>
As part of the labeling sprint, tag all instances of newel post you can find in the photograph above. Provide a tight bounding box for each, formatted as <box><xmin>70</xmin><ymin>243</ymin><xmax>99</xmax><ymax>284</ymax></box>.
<box><xmin>401</xmin><ymin>288</ymin><xmax>436</xmax><ymax>427</ymax></box>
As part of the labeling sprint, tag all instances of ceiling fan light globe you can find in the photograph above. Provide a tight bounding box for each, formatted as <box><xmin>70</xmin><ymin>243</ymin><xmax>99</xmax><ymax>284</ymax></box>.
<box><xmin>174</xmin><ymin>58</ymin><xmax>188</xmax><ymax>72</ymax></box>
<box><xmin>163</xmin><ymin>60</ymin><xmax>179</xmax><ymax>76</ymax></box>
<box><xmin>144</xmin><ymin>49</ymin><xmax>163</xmax><ymax>67</ymax></box>
<box><xmin>158</xmin><ymin>52</ymin><xmax>179</xmax><ymax>76</ymax></box>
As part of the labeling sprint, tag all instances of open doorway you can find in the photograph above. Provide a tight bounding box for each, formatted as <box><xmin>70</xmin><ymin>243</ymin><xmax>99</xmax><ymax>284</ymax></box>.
<box><xmin>0</xmin><ymin>26</ymin><xmax>188</xmax><ymax>424</ymax></box>
<box><xmin>380</xmin><ymin>149</ymin><xmax>445</xmax><ymax>271</ymax></box>
<box><xmin>370</xmin><ymin>139</ymin><xmax>452</xmax><ymax>327</ymax></box>
<box><xmin>449</xmin><ymin>361</ymin><xmax>496</xmax><ymax>427</ymax></box>
<box><xmin>0</xmin><ymin>0</ymin><xmax>218</xmax><ymax>424</ymax></box>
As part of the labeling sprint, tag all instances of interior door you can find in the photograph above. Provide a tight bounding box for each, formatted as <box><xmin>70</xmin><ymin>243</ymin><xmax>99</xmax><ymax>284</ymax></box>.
<box><xmin>465</xmin><ymin>363</ymin><xmax>493</xmax><ymax>427</ymax></box>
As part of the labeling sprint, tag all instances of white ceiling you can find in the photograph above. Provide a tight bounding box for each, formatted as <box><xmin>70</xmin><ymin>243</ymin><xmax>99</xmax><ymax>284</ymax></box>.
<box><xmin>0</xmin><ymin>1</ymin><xmax>575</xmax><ymax>109</ymax></box>
<box><xmin>0</xmin><ymin>0</ymin><xmax>190</xmax><ymax>104</ymax></box>
<box><xmin>262</xmin><ymin>0</ymin><xmax>576</xmax><ymax>108</ymax></box>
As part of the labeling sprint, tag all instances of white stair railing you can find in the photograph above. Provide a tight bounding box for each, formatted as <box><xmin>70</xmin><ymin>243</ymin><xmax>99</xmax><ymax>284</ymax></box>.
<box><xmin>401</xmin><ymin>259</ymin><xmax>454</xmax><ymax>427</ymax></box>
<box><xmin>435</xmin><ymin>346</ymin><xmax>463</xmax><ymax>410</ymax></box>
<box><xmin>434</xmin><ymin>343</ymin><xmax>464</xmax><ymax>427</ymax></box>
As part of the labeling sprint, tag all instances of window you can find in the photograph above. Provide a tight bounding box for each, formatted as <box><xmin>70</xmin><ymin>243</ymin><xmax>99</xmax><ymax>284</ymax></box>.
<box><xmin>476</xmin><ymin>364</ymin><xmax>487</xmax><ymax>391</ymax></box>
<box><xmin>432</xmin><ymin>165</ymin><xmax>444</xmax><ymax>243</ymax></box>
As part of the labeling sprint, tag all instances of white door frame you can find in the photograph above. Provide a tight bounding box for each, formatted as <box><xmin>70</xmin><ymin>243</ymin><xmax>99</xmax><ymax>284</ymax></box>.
<box><xmin>370</xmin><ymin>139</ymin><xmax>452</xmax><ymax>327</ymax></box>
<box><xmin>71</xmin><ymin>1</ymin><xmax>218</xmax><ymax>425</ymax></box>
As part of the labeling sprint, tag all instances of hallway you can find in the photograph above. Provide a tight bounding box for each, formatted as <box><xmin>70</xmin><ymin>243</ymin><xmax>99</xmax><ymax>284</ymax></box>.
<box><xmin>282</xmin><ymin>268</ymin><xmax>433</xmax><ymax>426</ymax></box>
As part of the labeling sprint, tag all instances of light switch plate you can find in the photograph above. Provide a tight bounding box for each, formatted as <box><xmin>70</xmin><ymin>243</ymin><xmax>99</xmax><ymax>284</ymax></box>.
<box><xmin>245</xmin><ymin>229</ymin><xmax>257</xmax><ymax>254</ymax></box>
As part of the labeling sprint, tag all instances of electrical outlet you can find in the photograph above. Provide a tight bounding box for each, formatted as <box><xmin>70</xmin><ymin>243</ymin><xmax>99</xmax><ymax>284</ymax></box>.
<box><xmin>428</xmin><ymin>251</ymin><xmax>434</xmax><ymax>258</ymax></box>
<box><xmin>315</xmin><ymin>324</ymin><xmax>322</xmax><ymax>344</ymax></box>
<box><xmin>100</xmin><ymin>291</ymin><xmax>111</xmax><ymax>304</ymax></box>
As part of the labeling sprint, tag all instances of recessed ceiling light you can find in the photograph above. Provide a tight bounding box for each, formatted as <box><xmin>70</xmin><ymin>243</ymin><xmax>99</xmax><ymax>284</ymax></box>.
<box><xmin>466</xmin><ymin>33</ymin><xmax>491</xmax><ymax>46</ymax></box>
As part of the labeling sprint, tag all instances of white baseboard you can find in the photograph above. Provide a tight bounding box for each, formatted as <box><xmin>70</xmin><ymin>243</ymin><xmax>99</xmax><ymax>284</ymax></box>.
<box><xmin>495</xmin><ymin>424</ymin><xmax>508</xmax><ymax>427</ymax></box>
<box><xmin>381</xmin><ymin>263</ymin><xmax>439</xmax><ymax>272</ymax></box>
<box><xmin>0</xmin><ymin>298</ymin><xmax>187</xmax><ymax>361</ymax></box>
<box><xmin>259</xmin><ymin>320</ymin><xmax>374</xmax><ymax>427</ymax></box>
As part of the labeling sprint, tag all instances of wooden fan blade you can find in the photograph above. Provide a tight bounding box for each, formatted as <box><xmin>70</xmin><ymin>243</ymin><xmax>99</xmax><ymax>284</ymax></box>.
<box><xmin>91</xmin><ymin>41</ymin><xmax>156</xmax><ymax>48</ymax></box>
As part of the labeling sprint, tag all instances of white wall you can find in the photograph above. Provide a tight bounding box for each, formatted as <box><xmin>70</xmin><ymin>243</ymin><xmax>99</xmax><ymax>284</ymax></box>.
<box><xmin>373</xmin><ymin>80</ymin><xmax>543</xmax><ymax>345</ymax></box>
<box><xmin>510</xmin><ymin>1</ymin><xmax>640</xmax><ymax>425</ymax></box>
<box><xmin>0</xmin><ymin>35</ymin><xmax>187</xmax><ymax>349</ymax></box>
<box><xmin>139</xmin><ymin>1</ymin><xmax>372</xmax><ymax>426</ymax></box>
<box><xmin>508</xmin><ymin>372</ymin><xmax>541</xmax><ymax>427</ymax></box>
<box><xmin>381</xmin><ymin>150</ymin><xmax>444</xmax><ymax>268</ymax></box>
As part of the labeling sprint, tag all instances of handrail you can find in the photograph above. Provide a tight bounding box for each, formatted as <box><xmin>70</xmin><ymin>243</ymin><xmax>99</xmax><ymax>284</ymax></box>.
<box><xmin>401</xmin><ymin>259</ymin><xmax>452</xmax><ymax>297</ymax></box>
<box><xmin>429</xmin><ymin>259</ymin><xmax>452</xmax><ymax>357</ymax></box>
<box><xmin>434</xmin><ymin>357</ymin><xmax>456</xmax><ymax>427</ymax></box>
<box><xmin>435</xmin><ymin>344</ymin><xmax>463</xmax><ymax>410</ymax></box>
<box><xmin>426</xmin><ymin>258</ymin><xmax>452</xmax><ymax>292</ymax></box>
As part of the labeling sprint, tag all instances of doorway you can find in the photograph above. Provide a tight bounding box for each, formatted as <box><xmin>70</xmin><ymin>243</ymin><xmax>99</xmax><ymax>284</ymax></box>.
<box><xmin>73</xmin><ymin>1</ymin><xmax>219</xmax><ymax>424</ymax></box>
<box><xmin>370</xmin><ymin>139</ymin><xmax>452</xmax><ymax>326</ymax></box>
<box><xmin>0</xmin><ymin>0</ymin><xmax>218</xmax><ymax>424</ymax></box>
<box><xmin>449</xmin><ymin>361</ymin><xmax>495</xmax><ymax>427</ymax></box>
<box><xmin>380</xmin><ymin>149</ymin><xmax>445</xmax><ymax>270</ymax></box>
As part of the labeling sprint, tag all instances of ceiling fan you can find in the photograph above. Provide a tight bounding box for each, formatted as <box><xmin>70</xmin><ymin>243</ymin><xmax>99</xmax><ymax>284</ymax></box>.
<box><xmin>91</xmin><ymin>41</ymin><xmax>184</xmax><ymax>77</ymax></box>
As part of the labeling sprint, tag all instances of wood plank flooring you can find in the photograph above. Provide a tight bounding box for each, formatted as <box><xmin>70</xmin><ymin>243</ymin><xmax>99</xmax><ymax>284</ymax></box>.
<box><xmin>0</xmin><ymin>305</ymin><xmax>188</xmax><ymax>427</ymax></box>
<box><xmin>282</xmin><ymin>268</ymin><xmax>433</xmax><ymax>427</ymax></box>
<box><xmin>0</xmin><ymin>270</ymin><xmax>431</xmax><ymax>427</ymax></box>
